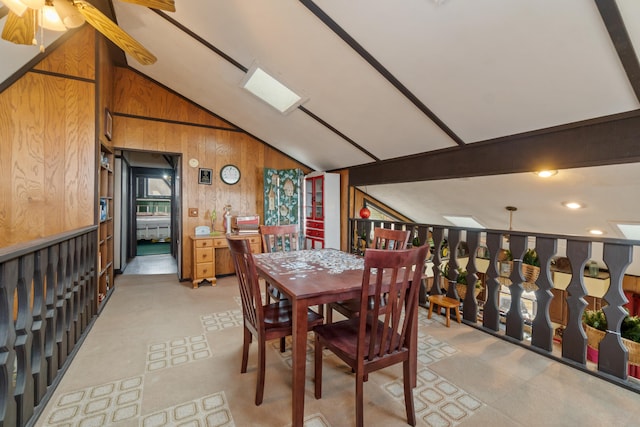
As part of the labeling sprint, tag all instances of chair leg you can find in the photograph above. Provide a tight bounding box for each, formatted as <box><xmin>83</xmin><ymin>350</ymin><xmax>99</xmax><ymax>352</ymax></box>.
<box><xmin>326</xmin><ymin>306</ymin><xmax>333</xmax><ymax>324</ymax></box>
<box><xmin>355</xmin><ymin>371</ymin><xmax>365</xmax><ymax>427</ymax></box>
<box><xmin>280</xmin><ymin>337</ymin><xmax>286</xmax><ymax>353</ymax></box>
<box><xmin>241</xmin><ymin>327</ymin><xmax>251</xmax><ymax>373</ymax></box>
<box><xmin>314</xmin><ymin>335</ymin><xmax>323</xmax><ymax>399</ymax></box>
<box><xmin>403</xmin><ymin>360</ymin><xmax>416</xmax><ymax>426</ymax></box>
<box><xmin>256</xmin><ymin>336</ymin><xmax>266</xmax><ymax>406</ymax></box>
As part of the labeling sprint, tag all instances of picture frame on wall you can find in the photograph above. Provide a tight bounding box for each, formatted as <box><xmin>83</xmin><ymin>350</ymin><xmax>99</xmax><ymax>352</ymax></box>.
<box><xmin>104</xmin><ymin>108</ymin><xmax>113</xmax><ymax>141</ymax></box>
<box><xmin>199</xmin><ymin>168</ymin><xmax>213</xmax><ymax>185</ymax></box>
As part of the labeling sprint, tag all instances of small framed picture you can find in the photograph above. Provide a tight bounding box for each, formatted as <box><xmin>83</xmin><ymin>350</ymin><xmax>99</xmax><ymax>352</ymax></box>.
<box><xmin>199</xmin><ymin>168</ymin><xmax>212</xmax><ymax>185</ymax></box>
<box><xmin>104</xmin><ymin>108</ymin><xmax>113</xmax><ymax>141</ymax></box>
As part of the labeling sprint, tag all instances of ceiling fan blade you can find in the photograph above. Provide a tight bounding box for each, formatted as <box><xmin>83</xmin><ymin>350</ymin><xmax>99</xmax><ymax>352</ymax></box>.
<box><xmin>118</xmin><ymin>0</ymin><xmax>176</xmax><ymax>13</ymax></box>
<box><xmin>74</xmin><ymin>0</ymin><xmax>157</xmax><ymax>65</ymax></box>
<box><xmin>2</xmin><ymin>9</ymin><xmax>36</xmax><ymax>45</ymax></box>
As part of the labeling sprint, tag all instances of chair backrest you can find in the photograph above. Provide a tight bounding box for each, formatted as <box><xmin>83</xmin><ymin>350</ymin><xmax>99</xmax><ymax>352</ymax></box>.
<box><xmin>260</xmin><ymin>224</ymin><xmax>300</xmax><ymax>253</ymax></box>
<box><xmin>357</xmin><ymin>245</ymin><xmax>428</xmax><ymax>362</ymax></box>
<box><xmin>227</xmin><ymin>237</ymin><xmax>263</xmax><ymax>333</ymax></box>
<box><xmin>372</xmin><ymin>227</ymin><xmax>411</xmax><ymax>251</ymax></box>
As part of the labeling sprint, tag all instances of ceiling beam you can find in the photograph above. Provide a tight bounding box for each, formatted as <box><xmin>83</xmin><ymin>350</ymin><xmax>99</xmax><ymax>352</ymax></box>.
<box><xmin>152</xmin><ymin>8</ymin><xmax>377</xmax><ymax>163</ymax></box>
<box><xmin>300</xmin><ymin>0</ymin><xmax>465</xmax><ymax>148</ymax></box>
<box><xmin>349</xmin><ymin>110</ymin><xmax>640</xmax><ymax>186</ymax></box>
<box><xmin>595</xmin><ymin>0</ymin><xmax>640</xmax><ymax>103</ymax></box>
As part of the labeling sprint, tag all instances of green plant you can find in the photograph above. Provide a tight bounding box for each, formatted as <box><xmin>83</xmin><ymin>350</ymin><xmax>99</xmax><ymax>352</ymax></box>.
<box><xmin>502</xmin><ymin>248</ymin><xmax>540</xmax><ymax>267</ymax></box>
<box><xmin>441</xmin><ymin>265</ymin><xmax>481</xmax><ymax>288</ymax></box>
<box><xmin>523</xmin><ymin>248</ymin><xmax>540</xmax><ymax>267</ymax></box>
<box><xmin>583</xmin><ymin>309</ymin><xmax>640</xmax><ymax>343</ymax></box>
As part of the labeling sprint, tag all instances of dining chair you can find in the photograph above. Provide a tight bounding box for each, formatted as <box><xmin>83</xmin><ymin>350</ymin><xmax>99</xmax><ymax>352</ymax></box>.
<box><xmin>326</xmin><ymin>227</ymin><xmax>411</xmax><ymax>323</ymax></box>
<box><xmin>313</xmin><ymin>245</ymin><xmax>429</xmax><ymax>427</ymax></box>
<box><xmin>227</xmin><ymin>236</ymin><xmax>324</xmax><ymax>406</ymax></box>
<box><xmin>259</xmin><ymin>224</ymin><xmax>300</xmax><ymax>304</ymax></box>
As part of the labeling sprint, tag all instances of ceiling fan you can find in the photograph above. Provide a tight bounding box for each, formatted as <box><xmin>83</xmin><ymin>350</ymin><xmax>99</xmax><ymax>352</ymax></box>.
<box><xmin>1</xmin><ymin>0</ymin><xmax>175</xmax><ymax>65</ymax></box>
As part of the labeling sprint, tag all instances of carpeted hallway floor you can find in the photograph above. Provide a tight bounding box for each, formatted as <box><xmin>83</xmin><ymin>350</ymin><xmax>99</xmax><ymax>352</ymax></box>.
<box><xmin>33</xmin><ymin>273</ymin><xmax>640</xmax><ymax>427</ymax></box>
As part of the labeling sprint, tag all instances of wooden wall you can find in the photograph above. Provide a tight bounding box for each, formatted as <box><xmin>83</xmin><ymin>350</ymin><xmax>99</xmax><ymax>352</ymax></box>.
<box><xmin>112</xmin><ymin>68</ymin><xmax>310</xmax><ymax>278</ymax></box>
<box><xmin>0</xmin><ymin>27</ymin><xmax>96</xmax><ymax>247</ymax></box>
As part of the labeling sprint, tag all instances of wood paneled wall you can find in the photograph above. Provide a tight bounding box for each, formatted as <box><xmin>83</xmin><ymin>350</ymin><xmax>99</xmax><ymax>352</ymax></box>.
<box><xmin>0</xmin><ymin>27</ymin><xmax>96</xmax><ymax>247</ymax></box>
<box><xmin>112</xmin><ymin>68</ymin><xmax>310</xmax><ymax>278</ymax></box>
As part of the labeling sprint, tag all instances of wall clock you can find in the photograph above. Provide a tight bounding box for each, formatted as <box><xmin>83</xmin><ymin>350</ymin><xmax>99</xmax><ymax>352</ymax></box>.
<box><xmin>220</xmin><ymin>164</ymin><xmax>241</xmax><ymax>185</ymax></box>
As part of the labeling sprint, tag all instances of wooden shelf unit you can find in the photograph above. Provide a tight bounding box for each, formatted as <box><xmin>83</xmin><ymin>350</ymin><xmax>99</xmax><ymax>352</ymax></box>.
<box><xmin>98</xmin><ymin>144</ymin><xmax>115</xmax><ymax>307</ymax></box>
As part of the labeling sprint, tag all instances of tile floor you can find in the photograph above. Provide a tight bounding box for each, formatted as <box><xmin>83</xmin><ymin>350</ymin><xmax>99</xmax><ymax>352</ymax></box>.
<box><xmin>32</xmin><ymin>256</ymin><xmax>640</xmax><ymax>427</ymax></box>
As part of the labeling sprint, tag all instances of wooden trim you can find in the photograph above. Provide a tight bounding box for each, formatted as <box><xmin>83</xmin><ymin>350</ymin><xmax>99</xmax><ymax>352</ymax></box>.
<box><xmin>595</xmin><ymin>0</ymin><xmax>640</xmax><ymax>103</ymax></box>
<box><xmin>349</xmin><ymin>113</ymin><xmax>640</xmax><ymax>186</ymax></box>
<box><xmin>151</xmin><ymin>6</ymin><xmax>379</xmax><ymax>163</ymax></box>
<box><xmin>300</xmin><ymin>0</ymin><xmax>465</xmax><ymax>147</ymax></box>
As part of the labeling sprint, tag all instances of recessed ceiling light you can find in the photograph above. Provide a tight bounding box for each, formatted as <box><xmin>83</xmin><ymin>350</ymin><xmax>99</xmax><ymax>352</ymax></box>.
<box><xmin>588</xmin><ymin>229</ymin><xmax>604</xmax><ymax>235</ymax></box>
<box><xmin>241</xmin><ymin>64</ymin><xmax>305</xmax><ymax>114</ymax></box>
<box><xmin>563</xmin><ymin>201</ymin><xmax>584</xmax><ymax>209</ymax></box>
<box><xmin>535</xmin><ymin>170</ymin><xmax>558</xmax><ymax>178</ymax></box>
<box><xmin>443</xmin><ymin>215</ymin><xmax>485</xmax><ymax>229</ymax></box>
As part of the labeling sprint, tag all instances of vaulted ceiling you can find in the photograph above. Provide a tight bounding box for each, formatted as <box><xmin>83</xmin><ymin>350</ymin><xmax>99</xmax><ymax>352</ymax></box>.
<box><xmin>2</xmin><ymin>0</ymin><xmax>640</xmax><ymax>239</ymax></box>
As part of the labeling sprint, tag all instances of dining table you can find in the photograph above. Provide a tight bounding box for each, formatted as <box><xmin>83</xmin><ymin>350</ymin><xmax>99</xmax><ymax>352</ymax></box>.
<box><xmin>252</xmin><ymin>248</ymin><xmax>419</xmax><ymax>427</ymax></box>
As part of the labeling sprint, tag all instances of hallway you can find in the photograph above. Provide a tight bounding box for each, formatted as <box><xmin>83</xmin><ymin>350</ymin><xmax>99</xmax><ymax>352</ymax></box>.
<box><xmin>121</xmin><ymin>253</ymin><xmax>178</xmax><ymax>275</ymax></box>
<box><xmin>33</xmin><ymin>274</ymin><xmax>640</xmax><ymax>426</ymax></box>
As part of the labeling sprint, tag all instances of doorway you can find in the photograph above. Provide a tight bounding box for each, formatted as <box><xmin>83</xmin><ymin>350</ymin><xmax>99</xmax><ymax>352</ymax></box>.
<box><xmin>115</xmin><ymin>150</ymin><xmax>182</xmax><ymax>277</ymax></box>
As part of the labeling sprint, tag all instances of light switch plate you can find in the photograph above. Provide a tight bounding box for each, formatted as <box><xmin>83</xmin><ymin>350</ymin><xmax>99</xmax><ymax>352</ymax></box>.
<box><xmin>189</xmin><ymin>208</ymin><xmax>198</xmax><ymax>217</ymax></box>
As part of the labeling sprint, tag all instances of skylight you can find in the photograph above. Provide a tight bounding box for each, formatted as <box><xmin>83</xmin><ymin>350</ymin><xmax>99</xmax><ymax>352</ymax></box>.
<box><xmin>241</xmin><ymin>65</ymin><xmax>304</xmax><ymax>114</ymax></box>
<box><xmin>443</xmin><ymin>215</ymin><xmax>485</xmax><ymax>229</ymax></box>
<box><xmin>616</xmin><ymin>223</ymin><xmax>640</xmax><ymax>240</ymax></box>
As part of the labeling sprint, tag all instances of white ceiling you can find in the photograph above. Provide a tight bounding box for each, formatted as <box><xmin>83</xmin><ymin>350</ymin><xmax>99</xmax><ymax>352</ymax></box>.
<box><xmin>2</xmin><ymin>0</ymin><xmax>640</xmax><ymax>240</ymax></box>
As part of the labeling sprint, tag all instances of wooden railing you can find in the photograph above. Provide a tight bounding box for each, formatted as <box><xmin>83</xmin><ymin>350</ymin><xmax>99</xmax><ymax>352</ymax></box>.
<box><xmin>349</xmin><ymin>218</ymin><xmax>640</xmax><ymax>393</ymax></box>
<box><xmin>0</xmin><ymin>226</ymin><xmax>98</xmax><ymax>427</ymax></box>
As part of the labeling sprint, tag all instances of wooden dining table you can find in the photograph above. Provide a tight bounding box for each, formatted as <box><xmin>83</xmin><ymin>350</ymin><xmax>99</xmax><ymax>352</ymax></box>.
<box><xmin>253</xmin><ymin>248</ymin><xmax>419</xmax><ymax>427</ymax></box>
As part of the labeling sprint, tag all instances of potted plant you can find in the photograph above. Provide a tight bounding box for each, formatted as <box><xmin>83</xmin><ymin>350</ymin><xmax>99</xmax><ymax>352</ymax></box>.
<box><xmin>440</xmin><ymin>264</ymin><xmax>482</xmax><ymax>300</ymax></box>
<box><xmin>583</xmin><ymin>309</ymin><xmax>640</xmax><ymax>366</ymax></box>
<box><xmin>500</xmin><ymin>248</ymin><xmax>540</xmax><ymax>288</ymax></box>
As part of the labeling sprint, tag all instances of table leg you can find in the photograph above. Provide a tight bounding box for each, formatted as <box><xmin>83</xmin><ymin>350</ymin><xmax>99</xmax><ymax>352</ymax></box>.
<box><xmin>291</xmin><ymin>298</ymin><xmax>309</xmax><ymax>427</ymax></box>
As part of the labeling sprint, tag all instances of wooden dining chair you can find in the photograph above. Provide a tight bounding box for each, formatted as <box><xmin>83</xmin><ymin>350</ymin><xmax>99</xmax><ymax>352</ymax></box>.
<box><xmin>313</xmin><ymin>245</ymin><xmax>429</xmax><ymax>427</ymax></box>
<box><xmin>259</xmin><ymin>224</ymin><xmax>301</xmax><ymax>304</ymax></box>
<box><xmin>227</xmin><ymin>236</ymin><xmax>324</xmax><ymax>406</ymax></box>
<box><xmin>326</xmin><ymin>227</ymin><xmax>411</xmax><ymax>323</ymax></box>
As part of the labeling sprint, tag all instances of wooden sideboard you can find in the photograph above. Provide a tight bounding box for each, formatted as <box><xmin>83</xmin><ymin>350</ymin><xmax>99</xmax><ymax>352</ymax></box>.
<box><xmin>190</xmin><ymin>233</ymin><xmax>261</xmax><ymax>288</ymax></box>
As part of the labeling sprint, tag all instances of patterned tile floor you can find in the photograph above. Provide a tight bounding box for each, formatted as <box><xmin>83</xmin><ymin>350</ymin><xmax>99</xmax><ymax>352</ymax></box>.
<box><xmin>34</xmin><ymin>273</ymin><xmax>640</xmax><ymax>427</ymax></box>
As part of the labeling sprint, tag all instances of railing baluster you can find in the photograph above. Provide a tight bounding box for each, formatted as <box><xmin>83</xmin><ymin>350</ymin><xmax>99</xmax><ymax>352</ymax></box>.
<box><xmin>32</xmin><ymin>248</ymin><xmax>48</xmax><ymax>406</ymax></box>
<box><xmin>446</xmin><ymin>229</ymin><xmax>461</xmax><ymax>300</ymax></box>
<box><xmin>562</xmin><ymin>240</ymin><xmax>590</xmax><ymax>364</ymax></box>
<box><xmin>56</xmin><ymin>242</ymin><xmax>68</xmax><ymax>367</ymax></box>
<box><xmin>431</xmin><ymin>227</ymin><xmax>445</xmax><ymax>296</ymax></box>
<box><xmin>65</xmin><ymin>238</ymin><xmax>76</xmax><ymax>353</ymax></box>
<box><xmin>15</xmin><ymin>254</ymin><xmax>35</xmax><ymax>427</ymax></box>
<box><xmin>531</xmin><ymin>237</ymin><xmax>557</xmax><ymax>352</ymax></box>
<box><xmin>45</xmin><ymin>245</ymin><xmax>59</xmax><ymax>384</ymax></box>
<box><xmin>484</xmin><ymin>232</ymin><xmax>502</xmax><ymax>331</ymax></box>
<box><xmin>600</xmin><ymin>243</ymin><xmax>633</xmax><ymax>378</ymax></box>
<box><xmin>0</xmin><ymin>259</ymin><xmax>18</xmax><ymax>427</ymax></box>
<box><xmin>463</xmin><ymin>230</ymin><xmax>480</xmax><ymax>321</ymax></box>
<box><xmin>506</xmin><ymin>234</ymin><xmax>527</xmax><ymax>341</ymax></box>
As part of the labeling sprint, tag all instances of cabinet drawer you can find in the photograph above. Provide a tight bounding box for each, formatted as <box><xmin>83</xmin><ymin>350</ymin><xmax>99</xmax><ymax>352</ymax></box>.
<box><xmin>306</xmin><ymin>229</ymin><xmax>324</xmax><ymax>238</ymax></box>
<box><xmin>195</xmin><ymin>239</ymin><xmax>214</xmax><ymax>248</ymax></box>
<box><xmin>306</xmin><ymin>220</ymin><xmax>324</xmax><ymax>230</ymax></box>
<box><xmin>195</xmin><ymin>247</ymin><xmax>213</xmax><ymax>263</ymax></box>
<box><xmin>196</xmin><ymin>263</ymin><xmax>214</xmax><ymax>278</ymax></box>
<box><xmin>213</xmin><ymin>238</ymin><xmax>228</xmax><ymax>248</ymax></box>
